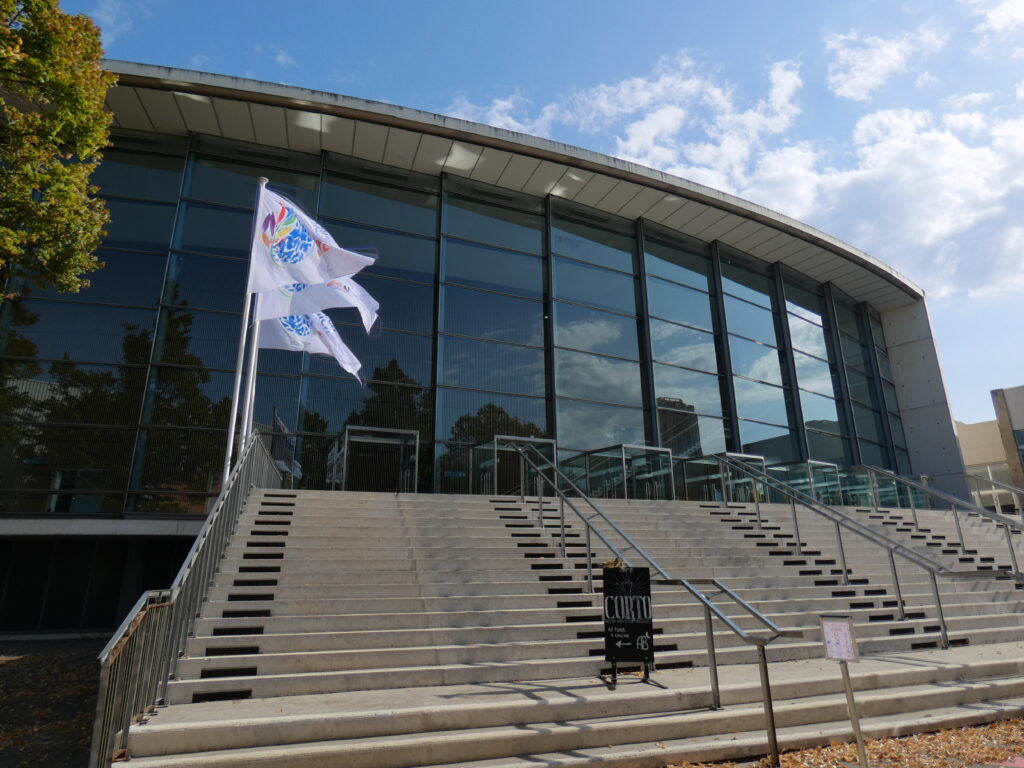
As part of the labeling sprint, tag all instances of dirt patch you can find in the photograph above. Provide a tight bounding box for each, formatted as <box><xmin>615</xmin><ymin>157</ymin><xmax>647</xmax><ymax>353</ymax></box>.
<box><xmin>0</xmin><ymin>637</ymin><xmax>106</xmax><ymax>768</ymax></box>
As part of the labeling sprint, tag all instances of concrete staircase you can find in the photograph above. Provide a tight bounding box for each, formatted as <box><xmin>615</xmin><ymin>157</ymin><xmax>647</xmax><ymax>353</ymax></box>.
<box><xmin>121</xmin><ymin>489</ymin><xmax>1024</xmax><ymax>767</ymax></box>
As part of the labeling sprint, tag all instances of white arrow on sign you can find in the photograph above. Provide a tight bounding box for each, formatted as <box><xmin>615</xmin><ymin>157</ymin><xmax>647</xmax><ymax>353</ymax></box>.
<box><xmin>616</xmin><ymin>640</ymin><xmax>631</xmax><ymax>648</ymax></box>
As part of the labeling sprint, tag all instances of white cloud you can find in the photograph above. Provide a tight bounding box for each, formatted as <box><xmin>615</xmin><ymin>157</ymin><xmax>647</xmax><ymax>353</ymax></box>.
<box><xmin>190</xmin><ymin>54</ymin><xmax>210</xmax><ymax>71</ymax></box>
<box><xmin>915</xmin><ymin>71</ymin><xmax>938</xmax><ymax>88</ymax></box>
<box><xmin>272</xmin><ymin>46</ymin><xmax>296</xmax><ymax>69</ymax></box>
<box><xmin>445</xmin><ymin>93</ymin><xmax>562</xmax><ymax>137</ymax></box>
<box><xmin>945</xmin><ymin>91</ymin><xmax>994</xmax><ymax>109</ymax></box>
<box><xmin>943</xmin><ymin>111</ymin><xmax>988</xmax><ymax>134</ymax></box>
<box><xmin>963</xmin><ymin>0</ymin><xmax>1024</xmax><ymax>35</ymax></box>
<box><xmin>92</xmin><ymin>0</ymin><xmax>137</xmax><ymax>47</ymax></box>
<box><xmin>1016</xmin><ymin>81</ymin><xmax>1024</xmax><ymax>99</ymax></box>
<box><xmin>825</xmin><ymin>25</ymin><xmax>948</xmax><ymax>101</ymax></box>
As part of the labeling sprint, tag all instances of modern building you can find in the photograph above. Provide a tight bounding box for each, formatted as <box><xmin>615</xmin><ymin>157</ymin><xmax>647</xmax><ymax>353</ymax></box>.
<box><xmin>0</xmin><ymin>61</ymin><xmax>969</xmax><ymax>631</ymax></box>
<box><xmin>957</xmin><ymin>385</ymin><xmax>1024</xmax><ymax>511</ymax></box>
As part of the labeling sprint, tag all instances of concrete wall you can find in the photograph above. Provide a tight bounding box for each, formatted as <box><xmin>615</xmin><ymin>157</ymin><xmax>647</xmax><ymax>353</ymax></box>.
<box><xmin>881</xmin><ymin>300</ymin><xmax>968</xmax><ymax>498</ymax></box>
<box><xmin>956</xmin><ymin>419</ymin><xmax>1007</xmax><ymax>467</ymax></box>
<box><xmin>992</xmin><ymin>388</ymin><xmax>1024</xmax><ymax>488</ymax></box>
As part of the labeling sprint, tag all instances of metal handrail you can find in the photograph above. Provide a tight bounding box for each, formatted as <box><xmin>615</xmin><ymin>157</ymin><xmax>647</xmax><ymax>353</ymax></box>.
<box><xmin>507</xmin><ymin>440</ymin><xmax>795</xmax><ymax>764</ymax></box>
<box><xmin>89</xmin><ymin>434</ymin><xmax>281</xmax><ymax>768</ymax></box>
<box><xmin>966</xmin><ymin>473</ymin><xmax>1024</xmax><ymax>514</ymax></box>
<box><xmin>862</xmin><ymin>465</ymin><xmax>1024</xmax><ymax>582</ymax></box>
<box><xmin>718</xmin><ymin>454</ymin><xmax>1015</xmax><ymax>652</ymax></box>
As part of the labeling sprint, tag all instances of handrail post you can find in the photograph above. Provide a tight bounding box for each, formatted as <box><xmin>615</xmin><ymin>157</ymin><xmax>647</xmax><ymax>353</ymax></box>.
<box><xmin>789</xmin><ymin>497</ymin><xmax>803</xmax><ymax>555</ymax></box>
<box><xmin>585</xmin><ymin>524</ymin><xmax>594</xmax><ymax>593</ymax></box>
<box><xmin>1002</xmin><ymin>524</ymin><xmax>1022</xmax><ymax>582</ymax></box>
<box><xmin>756</xmin><ymin>644</ymin><xmax>781</xmax><ymax>768</ymax></box>
<box><xmin>519</xmin><ymin>453</ymin><xmax>526</xmax><ymax>505</ymax></box>
<box><xmin>753</xmin><ymin>483</ymin><xmax>763</xmax><ymax>530</ymax></box>
<box><xmin>928</xmin><ymin>571</ymin><xmax>950</xmax><ymax>649</ymax></box>
<box><xmin>869</xmin><ymin>469</ymin><xmax>880</xmax><ymax>512</ymax></box>
<box><xmin>704</xmin><ymin>605</ymin><xmax>721</xmax><ymax>710</ymax></box>
<box><xmin>719</xmin><ymin>461</ymin><xmax>728</xmax><ymax>504</ymax></box>
<box><xmin>536</xmin><ymin>474</ymin><xmax>544</xmax><ymax>530</ymax></box>
<box><xmin>833</xmin><ymin>521</ymin><xmax>850</xmax><ymax>586</ymax></box>
<box><xmin>559</xmin><ymin>496</ymin><xmax>566</xmax><ymax>558</ymax></box>
<box><xmin>908</xmin><ymin>480</ymin><xmax>920</xmax><ymax>530</ymax></box>
<box><xmin>887</xmin><ymin>550</ymin><xmax>906</xmax><ymax>620</ymax></box>
<box><xmin>951</xmin><ymin>503</ymin><xmax>966</xmax><ymax>550</ymax></box>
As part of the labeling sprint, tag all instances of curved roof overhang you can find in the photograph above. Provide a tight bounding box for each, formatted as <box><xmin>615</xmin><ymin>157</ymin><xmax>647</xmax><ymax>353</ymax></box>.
<box><xmin>103</xmin><ymin>60</ymin><xmax>923</xmax><ymax>311</ymax></box>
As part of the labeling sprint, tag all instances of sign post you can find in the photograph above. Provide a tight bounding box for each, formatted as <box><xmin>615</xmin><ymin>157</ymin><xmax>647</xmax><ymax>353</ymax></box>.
<box><xmin>820</xmin><ymin>615</ymin><xmax>869</xmax><ymax>768</ymax></box>
<box><xmin>602</xmin><ymin>565</ymin><xmax>654</xmax><ymax>689</ymax></box>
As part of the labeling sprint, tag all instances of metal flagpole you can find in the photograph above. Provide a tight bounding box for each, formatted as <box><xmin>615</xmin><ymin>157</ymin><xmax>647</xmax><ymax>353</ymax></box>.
<box><xmin>240</xmin><ymin>292</ymin><xmax>264</xmax><ymax>447</ymax></box>
<box><xmin>220</xmin><ymin>177</ymin><xmax>268</xmax><ymax>488</ymax></box>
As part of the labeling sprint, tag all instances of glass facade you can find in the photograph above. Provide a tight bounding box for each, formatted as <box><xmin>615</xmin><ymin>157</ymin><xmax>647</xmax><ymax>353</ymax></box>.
<box><xmin>0</xmin><ymin>128</ymin><xmax>912</xmax><ymax>515</ymax></box>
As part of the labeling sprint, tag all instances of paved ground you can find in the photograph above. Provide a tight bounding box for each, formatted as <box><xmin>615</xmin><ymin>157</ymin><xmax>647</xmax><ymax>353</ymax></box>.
<box><xmin>0</xmin><ymin>636</ymin><xmax>105</xmax><ymax>768</ymax></box>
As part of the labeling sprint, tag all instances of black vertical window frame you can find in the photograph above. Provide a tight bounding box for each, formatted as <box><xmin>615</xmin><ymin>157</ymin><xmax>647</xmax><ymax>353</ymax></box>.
<box><xmin>427</xmin><ymin>173</ymin><xmax>444</xmax><ymax>473</ymax></box>
<box><xmin>860</xmin><ymin>301</ymin><xmax>897</xmax><ymax>470</ymax></box>
<box><xmin>542</xmin><ymin>196</ymin><xmax>556</xmax><ymax>442</ymax></box>
<box><xmin>773</xmin><ymin>263</ymin><xmax>808</xmax><ymax>460</ymax></box>
<box><xmin>709</xmin><ymin>242</ymin><xmax>740</xmax><ymax>451</ymax></box>
<box><xmin>823</xmin><ymin>283</ymin><xmax>861</xmax><ymax>466</ymax></box>
<box><xmin>635</xmin><ymin>219</ymin><xmax>659</xmax><ymax>447</ymax></box>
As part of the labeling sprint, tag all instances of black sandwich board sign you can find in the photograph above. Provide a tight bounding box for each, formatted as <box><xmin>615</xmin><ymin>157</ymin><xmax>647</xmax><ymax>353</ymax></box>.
<box><xmin>602</xmin><ymin>565</ymin><xmax>654</xmax><ymax>687</ymax></box>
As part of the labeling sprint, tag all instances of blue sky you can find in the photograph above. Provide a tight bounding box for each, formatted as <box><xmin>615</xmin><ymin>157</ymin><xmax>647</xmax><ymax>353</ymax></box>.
<box><xmin>67</xmin><ymin>0</ymin><xmax>1024</xmax><ymax>423</ymax></box>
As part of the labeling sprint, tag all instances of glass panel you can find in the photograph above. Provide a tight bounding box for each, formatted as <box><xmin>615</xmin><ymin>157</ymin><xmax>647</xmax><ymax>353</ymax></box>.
<box><xmin>251</xmin><ymin>375</ymin><xmax>302</xmax><ymax>434</ymax></box>
<box><xmin>729</xmin><ymin>336</ymin><xmax>783</xmax><ymax>386</ymax></box>
<box><xmin>799</xmin><ymin>390</ymin><xmax>843</xmax><ymax>435</ymax></box>
<box><xmin>301</xmin><ymin>377</ymin><xmax>433</xmax><ymax>437</ymax></box>
<box><xmin>793</xmin><ymin>350</ymin><xmax>837</xmax><ymax>397</ymax></box>
<box><xmin>442</xmin><ymin>285</ymin><xmax>543</xmax><ymax>346</ymax></box>
<box><xmin>834</xmin><ymin>301</ymin><xmax>862</xmax><ymax>340</ymax></box>
<box><xmin>6</xmin><ymin>300</ymin><xmax>156</xmax><ymax>365</ymax></box>
<box><xmin>154</xmin><ymin>307</ymin><xmax>239</xmax><ymax>370</ymax></box>
<box><xmin>437</xmin><ymin>388</ymin><xmax>545</xmax><ymax>443</ymax></box>
<box><xmin>859</xmin><ymin>440</ymin><xmax>889</xmax><ymax>469</ymax></box>
<box><xmin>733</xmin><ymin>378</ymin><xmax>791</xmax><ymax>426</ymax></box>
<box><xmin>876</xmin><ymin>351</ymin><xmax>893</xmax><ymax>382</ymax></box>
<box><xmin>882</xmin><ymin>379</ymin><xmax>899</xmax><ymax>413</ymax></box>
<box><xmin>895</xmin><ymin>447</ymin><xmax>911</xmax><ymax>475</ymax></box>
<box><xmin>846</xmin><ymin>367</ymin><xmax>875</xmax><ymax>406</ymax></box>
<box><xmin>555</xmin><ymin>349</ymin><xmax>643</xmax><ymax>407</ymax></box>
<box><xmin>189</xmin><ymin>156</ymin><xmax>318</xmax><ymax>210</ymax></box>
<box><xmin>0</xmin><ymin>425</ymin><xmax>135</xmax><ymax>491</ymax></box>
<box><xmin>649</xmin><ymin>320</ymin><xmax>718</xmax><ymax>373</ymax></box>
<box><xmin>554</xmin><ymin>257</ymin><xmax>636</xmax><ymax>314</ymax></box>
<box><xmin>440</xmin><ymin>336</ymin><xmax>545</xmax><ymax>396</ymax></box>
<box><xmin>0</xmin><ymin>361</ymin><xmax>145</xmax><ymax>426</ymax></box>
<box><xmin>102</xmin><ymin>199</ymin><xmax>176</xmax><ymax>252</ymax></box>
<box><xmin>646</xmin><ymin>277</ymin><xmax>714</xmax><ymax>331</ymax></box>
<box><xmin>554</xmin><ymin>302</ymin><xmax>638</xmax><ymax>359</ymax></box>
<box><xmin>306</xmin><ymin>326</ymin><xmax>433</xmax><ymax>386</ymax></box>
<box><xmin>555</xmin><ymin>398</ymin><xmax>645</xmax><ymax>449</ymax></box>
<box><xmin>738</xmin><ymin>421</ymin><xmax>799</xmax><ymax>464</ymax></box>
<box><xmin>176</xmin><ymin>202</ymin><xmax>252</xmax><ymax>259</ymax></box>
<box><xmin>133</xmin><ymin>428</ymin><xmax>225</xmax><ymax>492</ymax></box>
<box><xmin>653</xmin><ymin>364</ymin><xmax>723</xmax><ymax>417</ymax></box>
<box><xmin>356</xmin><ymin>276</ymin><xmax>434</xmax><ymax>333</ymax></box>
<box><xmin>788</xmin><ymin>314</ymin><xmax>828</xmax><ymax>358</ymax></box>
<box><xmin>644</xmin><ymin>240</ymin><xmax>710</xmax><ymax>291</ymax></box>
<box><xmin>658</xmin><ymin>411</ymin><xmax>726</xmax><ymax>458</ymax></box>
<box><xmin>869</xmin><ymin>314</ymin><xmax>885</xmax><ymax>345</ymax></box>
<box><xmin>724</xmin><ymin>296</ymin><xmax>777</xmax><ymax>345</ymax></box>
<box><xmin>889</xmin><ymin>413</ymin><xmax>908</xmax><ymax>449</ymax></box>
<box><xmin>552</xmin><ymin>216</ymin><xmax>634</xmax><ymax>271</ymax></box>
<box><xmin>842</xmin><ymin>337</ymin><xmax>872</xmax><ymax>370</ymax></box>
<box><xmin>807</xmin><ymin>430</ymin><xmax>853</xmax><ymax>466</ymax></box>
<box><xmin>783</xmin><ymin>279</ymin><xmax>825</xmax><ymax>325</ymax></box>
<box><xmin>443</xmin><ymin>239</ymin><xmax>543</xmax><ymax>299</ymax></box>
<box><xmin>320</xmin><ymin>220</ymin><xmax>435</xmax><ymax>283</ymax></box>
<box><xmin>321</xmin><ymin>173</ymin><xmax>437</xmax><ymax>236</ymax></box>
<box><xmin>720</xmin><ymin>258</ymin><xmax>774</xmax><ymax>308</ymax></box>
<box><xmin>93</xmin><ymin>150</ymin><xmax>184</xmax><ymax>202</ymax></box>
<box><xmin>27</xmin><ymin>250</ymin><xmax>166</xmax><ymax>307</ymax></box>
<box><xmin>853</xmin><ymin>403</ymin><xmax>885</xmax><ymax>443</ymax></box>
<box><xmin>444</xmin><ymin>195</ymin><xmax>543</xmax><ymax>254</ymax></box>
<box><xmin>164</xmin><ymin>252</ymin><xmax>247</xmax><ymax>312</ymax></box>
<box><xmin>145</xmin><ymin>366</ymin><xmax>235</xmax><ymax>428</ymax></box>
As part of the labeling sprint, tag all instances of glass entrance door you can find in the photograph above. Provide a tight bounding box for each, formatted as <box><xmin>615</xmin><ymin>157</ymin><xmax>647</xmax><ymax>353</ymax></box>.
<box><xmin>330</xmin><ymin>426</ymin><xmax>419</xmax><ymax>493</ymax></box>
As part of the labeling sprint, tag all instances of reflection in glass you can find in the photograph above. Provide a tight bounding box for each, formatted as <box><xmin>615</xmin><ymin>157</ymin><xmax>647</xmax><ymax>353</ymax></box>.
<box><xmin>102</xmin><ymin>200</ymin><xmax>176</xmax><ymax>253</ymax></box>
<box><xmin>154</xmin><ymin>307</ymin><xmax>239</xmax><ymax>370</ymax></box>
<box><xmin>834</xmin><ymin>301</ymin><xmax>862</xmax><ymax>340</ymax></box>
<box><xmin>807</xmin><ymin>430</ymin><xmax>852</xmax><ymax>466</ymax></box>
<box><xmin>649</xmin><ymin>320</ymin><xmax>717</xmax><ymax>372</ymax></box>
<box><xmin>1</xmin><ymin>425</ymin><xmax>135</xmax><ymax>491</ymax></box>
<box><xmin>783</xmin><ymin>279</ymin><xmax>825</xmax><ymax>325</ymax></box>
<box><xmin>442</xmin><ymin>286</ymin><xmax>543</xmax><ymax>346</ymax></box>
<box><xmin>793</xmin><ymin>350</ymin><xmax>837</xmax><ymax>397</ymax></box>
<box><xmin>853</xmin><ymin>403</ymin><xmax>885</xmax><ymax>443</ymax></box>
<box><xmin>164</xmin><ymin>253</ymin><xmax>247</xmax><ymax>312</ymax></box>
<box><xmin>733</xmin><ymin>377</ymin><xmax>791</xmax><ymax>426</ymax></box>
<box><xmin>321</xmin><ymin>173</ymin><xmax>437</xmax><ymax>236</ymax></box>
<box><xmin>799</xmin><ymin>390</ymin><xmax>842</xmax><ymax>435</ymax></box>
<box><xmin>176</xmin><ymin>203</ymin><xmax>252</xmax><ymax>259</ymax></box>
<box><xmin>10</xmin><ymin>300</ymin><xmax>156</xmax><ymax>365</ymax></box>
<box><xmin>720</xmin><ymin>259</ymin><xmax>774</xmax><ymax>307</ymax></box>
<box><xmin>841</xmin><ymin>337</ymin><xmax>872</xmax><ymax>371</ymax></box>
<box><xmin>443</xmin><ymin>239</ymin><xmax>543</xmax><ymax>299</ymax></box>
<box><xmin>93</xmin><ymin>150</ymin><xmax>184</xmax><ymax>202</ymax></box>
<box><xmin>554</xmin><ymin>302</ymin><xmax>638</xmax><ymax>359</ymax></box>
<box><xmin>145</xmin><ymin>366</ymin><xmax>235</xmax><ymax>429</ymax></box>
<box><xmin>653</xmin><ymin>364</ymin><xmax>723</xmax><ymax>417</ymax></box>
<box><xmin>436</xmin><ymin>388</ymin><xmax>545</xmax><ymax>443</ymax></box>
<box><xmin>0</xmin><ymin>361</ymin><xmax>146</xmax><ymax>426</ymax></box>
<box><xmin>724</xmin><ymin>296</ymin><xmax>776</xmax><ymax>345</ymax></box>
<box><xmin>444</xmin><ymin>196</ymin><xmax>543</xmax><ymax>254</ymax></box>
<box><xmin>646</xmin><ymin>277</ymin><xmax>714</xmax><ymax>331</ymax></box>
<box><xmin>27</xmin><ymin>250</ymin><xmax>166</xmax><ymax>307</ymax></box>
<box><xmin>133</xmin><ymin>428</ymin><xmax>226</xmax><ymax>492</ymax></box>
<box><xmin>644</xmin><ymin>241</ymin><xmax>710</xmax><ymax>291</ymax></box>
<box><xmin>846</xmin><ymin>367</ymin><xmax>875</xmax><ymax>407</ymax></box>
<box><xmin>658</xmin><ymin>410</ymin><xmax>726</xmax><ymax>458</ymax></box>
<box><xmin>738</xmin><ymin>420</ymin><xmax>798</xmax><ymax>464</ymax></box>
<box><xmin>305</xmin><ymin>326</ymin><xmax>432</xmax><ymax>386</ymax></box>
<box><xmin>729</xmin><ymin>336</ymin><xmax>783</xmax><ymax>385</ymax></box>
<box><xmin>859</xmin><ymin>439</ymin><xmax>889</xmax><ymax>468</ymax></box>
<box><xmin>788</xmin><ymin>314</ymin><xmax>828</xmax><ymax>358</ymax></box>
<box><xmin>189</xmin><ymin>157</ymin><xmax>318</xmax><ymax>210</ymax></box>
<box><xmin>319</xmin><ymin>220</ymin><xmax>435</xmax><ymax>283</ymax></box>
<box><xmin>440</xmin><ymin>336</ymin><xmax>545</xmax><ymax>396</ymax></box>
<box><xmin>301</xmin><ymin>376</ymin><xmax>433</xmax><ymax>436</ymax></box>
<box><xmin>555</xmin><ymin>349</ymin><xmax>643</xmax><ymax>406</ymax></box>
<box><xmin>356</xmin><ymin>276</ymin><xmax>434</xmax><ymax>333</ymax></box>
<box><xmin>552</xmin><ymin>215</ymin><xmax>634</xmax><ymax>272</ymax></box>
<box><xmin>554</xmin><ymin>258</ymin><xmax>636</xmax><ymax>315</ymax></box>
<box><xmin>556</xmin><ymin>398</ymin><xmax>645</xmax><ymax>450</ymax></box>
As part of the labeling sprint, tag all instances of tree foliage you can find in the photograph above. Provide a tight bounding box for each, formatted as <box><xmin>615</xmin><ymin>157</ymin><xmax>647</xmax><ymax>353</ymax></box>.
<box><xmin>1</xmin><ymin>0</ymin><xmax>114</xmax><ymax>302</ymax></box>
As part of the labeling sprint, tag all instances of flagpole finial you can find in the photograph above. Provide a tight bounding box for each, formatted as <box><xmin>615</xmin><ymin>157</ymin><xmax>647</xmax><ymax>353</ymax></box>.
<box><xmin>258</xmin><ymin>176</ymin><xmax>269</xmax><ymax>186</ymax></box>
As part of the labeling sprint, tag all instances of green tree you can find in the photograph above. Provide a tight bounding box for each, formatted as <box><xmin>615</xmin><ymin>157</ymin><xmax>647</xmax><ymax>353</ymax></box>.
<box><xmin>1</xmin><ymin>0</ymin><xmax>114</xmax><ymax>301</ymax></box>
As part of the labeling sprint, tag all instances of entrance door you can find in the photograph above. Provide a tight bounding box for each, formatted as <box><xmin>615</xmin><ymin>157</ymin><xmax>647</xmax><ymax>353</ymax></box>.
<box><xmin>335</xmin><ymin>427</ymin><xmax>419</xmax><ymax>493</ymax></box>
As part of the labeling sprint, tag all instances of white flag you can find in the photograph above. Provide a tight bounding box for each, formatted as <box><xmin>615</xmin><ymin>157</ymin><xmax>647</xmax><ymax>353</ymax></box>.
<box><xmin>259</xmin><ymin>312</ymin><xmax>362</xmax><ymax>383</ymax></box>
<box><xmin>248</xmin><ymin>186</ymin><xmax>375</xmax><ymax>293</ymax></box>
<box><xmin>255</xmin><ymin>277</ymin><xmax>379</xmax><ymax>333</ymax></box>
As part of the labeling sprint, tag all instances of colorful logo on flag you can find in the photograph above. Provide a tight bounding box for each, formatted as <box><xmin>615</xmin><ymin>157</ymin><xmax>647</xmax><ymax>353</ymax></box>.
<box><xmin>261</xmin><ymin>204</ymin><xmax>314</xmax><ymax>266</ymax></box>
<box><xmin>279</xmin><ymin>315</ymin><xmax>312</xmax><ymax>337</ymax></box>
<box><xmin>277</xmin><ymin>282</ymin><xmax>308</xmax><ymax>296</ymax></box>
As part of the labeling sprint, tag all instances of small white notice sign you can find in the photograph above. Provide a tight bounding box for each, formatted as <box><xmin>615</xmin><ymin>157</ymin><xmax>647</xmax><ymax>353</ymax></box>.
<box><xmin>820</xmin><ymin>615</ymin><xmax>859</xmax><ymax>662</ymax></box>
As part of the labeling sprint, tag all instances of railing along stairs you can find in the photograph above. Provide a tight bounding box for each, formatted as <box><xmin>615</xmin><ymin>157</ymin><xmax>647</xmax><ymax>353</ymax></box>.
<box><xmin>504</xmin><ymin>438</ymin><xmax>802</xmax><ymax>766</ymax></box>
<box><xmin>966</xmin><ymin>473</ymin><xmax>1024</xmax><ymax>514</ymax></box>
<box><xmin>89</xmin><ymin>435</ymin><xmax>281</xmax><ymax>768</ymax></box>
